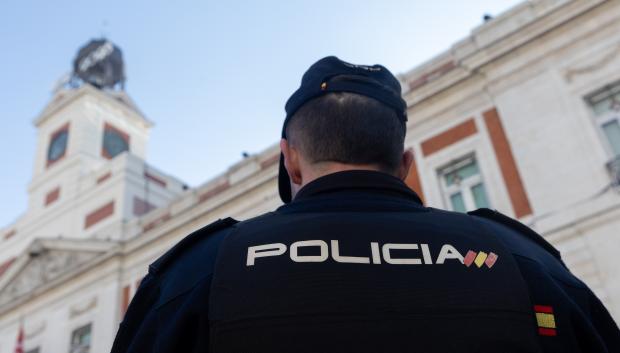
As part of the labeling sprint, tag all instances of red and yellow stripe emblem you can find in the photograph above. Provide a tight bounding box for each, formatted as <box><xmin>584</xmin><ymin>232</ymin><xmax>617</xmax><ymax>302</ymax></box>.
<box><xmin>534</xmin><ymin>305</ymin><xmax>557</xmax><ymax>336</ymax></box>
<box><xmin>463</xmin><ymin>250</ymin><xmax>498</xmax><ymax>268</ymax></box>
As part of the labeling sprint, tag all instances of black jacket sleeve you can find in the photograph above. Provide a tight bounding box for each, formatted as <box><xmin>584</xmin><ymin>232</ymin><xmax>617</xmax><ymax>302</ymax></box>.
<box><xmin>582</xmin><ymin>286</ymin><xmax>620</xmax><ymax>351</ymax></box>
<box><xmin>110</xmin><ymin>218</ymin><xmax>237</xmax><ymax>353</ymax></box>
<box><xmin>470</xmin><ymin>209</ymin><xmax>620</xmax><ymax>353</ymax></box>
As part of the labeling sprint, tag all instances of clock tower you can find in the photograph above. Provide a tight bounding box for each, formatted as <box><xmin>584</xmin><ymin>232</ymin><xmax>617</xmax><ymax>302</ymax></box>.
<box><xmin>0</xmin><ymin>39</ymin><xmax>186</xmax><ymax>260</ymax></box>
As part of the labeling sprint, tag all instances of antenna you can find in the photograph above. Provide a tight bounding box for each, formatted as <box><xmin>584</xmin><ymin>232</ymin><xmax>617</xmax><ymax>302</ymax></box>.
<box><xmin>101</xmin><ymin>19</ymin><xmax>109</xmax><ymax>39</ymax></box>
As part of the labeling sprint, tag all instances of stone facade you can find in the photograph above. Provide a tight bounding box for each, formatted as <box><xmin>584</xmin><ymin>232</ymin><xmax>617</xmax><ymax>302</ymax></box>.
<box><xmin>398</xmin><ymin>0</ymin><xmax>620</xmax><ymax>314</ymax></box>
<box><xmin>1</xmin><ymin>0</ymin><xmax>620</xmax><ymax>351</ymax></box>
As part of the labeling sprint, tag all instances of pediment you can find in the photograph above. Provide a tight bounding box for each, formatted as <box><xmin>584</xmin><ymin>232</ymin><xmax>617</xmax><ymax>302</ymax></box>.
<box><xmin>0</xmin><ymin>238</ymin><xmax>118</xmax><ymax>308</ymax></box>
<box><xmin>34</xmin><ymin>84</ymin><xmax>152</xmax><ymax>128</ymax></box>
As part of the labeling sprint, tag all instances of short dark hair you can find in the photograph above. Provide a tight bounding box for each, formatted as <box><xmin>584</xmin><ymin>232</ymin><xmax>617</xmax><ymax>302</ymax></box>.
<box><xmin>286</xmin><ymin>92</ymin><xmax>406</xmax><ymax>173</ymax></box>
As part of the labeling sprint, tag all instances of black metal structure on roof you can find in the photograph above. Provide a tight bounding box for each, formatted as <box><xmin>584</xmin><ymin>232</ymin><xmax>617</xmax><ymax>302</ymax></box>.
<box><xmin>72</xmin><ymin>39</ymin><xmax>125</xmax><ymax>90</ymax></box>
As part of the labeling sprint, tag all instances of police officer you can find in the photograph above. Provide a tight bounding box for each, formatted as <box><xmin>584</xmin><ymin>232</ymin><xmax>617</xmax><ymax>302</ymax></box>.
<box><xmin>111</xmin><ymin>57</ymin><xmax>620</xmax><ymax>353</ymax></box>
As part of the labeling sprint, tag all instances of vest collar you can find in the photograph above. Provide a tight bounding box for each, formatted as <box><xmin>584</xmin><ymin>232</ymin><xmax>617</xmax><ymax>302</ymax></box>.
<box><xmin>292</xmin><ymin>170</ymin><xmax>423</xmax><ymax>205</ymax></box>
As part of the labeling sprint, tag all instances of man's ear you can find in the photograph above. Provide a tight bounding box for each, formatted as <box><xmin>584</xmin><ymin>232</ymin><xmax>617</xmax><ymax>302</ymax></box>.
<box><xmin>397</xmin><ymin>148</ymin><xmax>414</xmax><ymax>181</ymax></box>
<box><xmin>280</xmin><ymin>139</ymin><xmax>303</xmax><ymax>185</ymax></box>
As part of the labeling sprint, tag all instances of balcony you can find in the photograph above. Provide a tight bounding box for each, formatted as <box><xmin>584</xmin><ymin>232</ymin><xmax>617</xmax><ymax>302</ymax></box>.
<box><xmin>606</xmin><ymin>155</ymin><xmax>620</xmax><ymax>187</ymax></box>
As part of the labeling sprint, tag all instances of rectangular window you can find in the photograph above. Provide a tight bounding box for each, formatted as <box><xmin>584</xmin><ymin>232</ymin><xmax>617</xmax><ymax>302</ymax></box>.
<box><xmin>586</xmin><ymin>82</ymin><xmax>620</xmax><ymax>156</ymax></box>
<box><xmin>69</xmin><ymin>323</ymin><xmax>91</xmax><ymax>353</ymax></box>
<box><xmin>439</xmin><ymin>156</ymin><xmax>490</xmax><ymax>212</ymax></box>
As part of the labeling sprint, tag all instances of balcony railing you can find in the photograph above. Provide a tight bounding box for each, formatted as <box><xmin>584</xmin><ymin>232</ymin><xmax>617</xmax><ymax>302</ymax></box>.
<box><xmin>606</xmin><ymin>155</ymin><xmax>620</xmax><ymax>187</ymax></box>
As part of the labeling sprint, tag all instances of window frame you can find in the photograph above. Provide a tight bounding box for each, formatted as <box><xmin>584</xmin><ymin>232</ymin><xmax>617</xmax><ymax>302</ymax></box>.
<box><xmin>586</xmin><ymin>81</ymin><xmax>620</xmax><ymax>158</ymax></box>
<box><xmin>46</xmin><ymin>122</ymin><xmax>70</xmax><ymax>168</ymax></box>
<box><xmin>596</xmin><ymin>114</ymin><xmax>620</xmax><ymax>157</ymax></box>
<box><xmin>437</xmin><ymin>154</ymin><xmax>491</xmax><ymax>212</ymax></box>
<box><xmin>69</xmin><ymin>322</ymin><xmax>92</xmax><ymax>353</ymax></box>
<box><xmin>101</xmin><ymin>122</ymin><xmax>130</xmax><ymax>159</ymax></box>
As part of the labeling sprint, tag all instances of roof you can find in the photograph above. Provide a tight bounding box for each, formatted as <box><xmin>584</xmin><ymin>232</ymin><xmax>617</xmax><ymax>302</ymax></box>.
<box><xmin>33</xmin><ymin>84</ymin><xmax>153</xmax><ymax>128</ymax></box>
<box><xmin>398</xmin><ymin>0</ymin><xmax>598</xmax><ymax>102</ymax></box>
<box><xmin>0</xmin><ymin>237</ymin><xmax>119</xmax><ymax>314</ymax></box>
<box><xmin>0</xmin><ymin>258</ymin><xmax>15</xmax><ymax>280</ymax></box>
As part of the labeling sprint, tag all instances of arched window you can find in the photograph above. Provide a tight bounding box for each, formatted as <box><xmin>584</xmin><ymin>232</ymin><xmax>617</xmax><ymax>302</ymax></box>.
<box><xmin>102</xmin><ymin>123</ymin><xmax>130</xmax><ymax>159</ymax></box>
<box><xmin>47</xmin><ymin>123</ymin><xmax>70</xmax><ymax>167</ymax></box>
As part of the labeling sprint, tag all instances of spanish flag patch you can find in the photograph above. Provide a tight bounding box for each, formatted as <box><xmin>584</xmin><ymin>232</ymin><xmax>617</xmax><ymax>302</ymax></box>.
<box><xmin>534</xmin><ymin>305</ymin><xmax>557</xmax><ymax>336</ymax></box>
<box><xmin>463</xmin><ymin>250</ymin><xmax>499</xmax><ymax>269</ymax></box>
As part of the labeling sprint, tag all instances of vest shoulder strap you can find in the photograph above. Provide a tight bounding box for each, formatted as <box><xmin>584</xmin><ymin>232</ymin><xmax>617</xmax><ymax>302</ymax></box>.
<box><xmin>468</xmin><ymin>208</ymin><xmax>561</xmax><ymax>261</ymax></box>
<box><xmin>149</xmin><ymin>217</ymin><xmax>239</xmax><ymax>275</ymax></box>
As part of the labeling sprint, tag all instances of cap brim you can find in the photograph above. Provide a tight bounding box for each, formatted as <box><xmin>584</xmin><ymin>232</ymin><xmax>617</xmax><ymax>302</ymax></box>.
<box><xmin>278</xmin><ymin>153</ymin><xmax>292</xmax><ymax>203</ymax></box>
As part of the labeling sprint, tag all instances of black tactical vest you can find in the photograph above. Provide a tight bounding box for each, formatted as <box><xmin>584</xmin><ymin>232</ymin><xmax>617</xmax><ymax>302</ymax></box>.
<box><xmin>208</xmin><ymin>171</ymin><xmax>541</xmax><ymax>353</ymax></box>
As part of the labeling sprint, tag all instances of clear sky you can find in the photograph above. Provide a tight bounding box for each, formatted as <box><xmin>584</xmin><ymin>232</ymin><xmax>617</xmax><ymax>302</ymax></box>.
<box><xmin>0</xmin><ymin>0</ymin><xmax>521</xmax><ymax>228</ymax></box>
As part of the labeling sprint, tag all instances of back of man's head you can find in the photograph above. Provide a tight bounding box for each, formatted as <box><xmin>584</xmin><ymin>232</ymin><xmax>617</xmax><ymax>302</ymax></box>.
<box><xmin>277</xmin><ymin>56</ymin><xmax>410</xmax><ymax>203</ymax></box>
<box><xmin>286</xmin><ymin>92</ymin><xmax>406</xmax><ymax>174</ymax></box>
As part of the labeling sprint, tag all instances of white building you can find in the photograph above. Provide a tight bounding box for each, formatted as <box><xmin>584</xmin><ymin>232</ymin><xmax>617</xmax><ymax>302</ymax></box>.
<box><xmin>1</xmin><ymin>0</ymin><xmax>620</xmax><ymax>351</ymax></box>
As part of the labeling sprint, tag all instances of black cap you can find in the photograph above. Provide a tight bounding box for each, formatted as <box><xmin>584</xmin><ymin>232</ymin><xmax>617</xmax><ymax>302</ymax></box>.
<box><xmin>279</xmin><ymin>56</ymin><xmax>407</xmax><ymax>203</ymax></box>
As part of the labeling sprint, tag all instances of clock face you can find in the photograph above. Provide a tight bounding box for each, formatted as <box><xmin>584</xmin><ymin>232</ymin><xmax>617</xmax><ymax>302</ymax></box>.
<box><xmin>103</xmin><ymin>129</ymin><xmax>129</xmax><ymax>158</ymax></box>
<box><xmin>47</xmin><ymin>130</ymin><xmax>68</xmax><ymax>163</ymax></box>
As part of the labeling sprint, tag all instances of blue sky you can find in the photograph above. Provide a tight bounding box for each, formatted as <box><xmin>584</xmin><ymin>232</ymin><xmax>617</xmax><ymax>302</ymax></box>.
<box><xmin>0</xmin><ymin>0</ymin><xmax>521</xmax><ymax>228</ymax></box>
